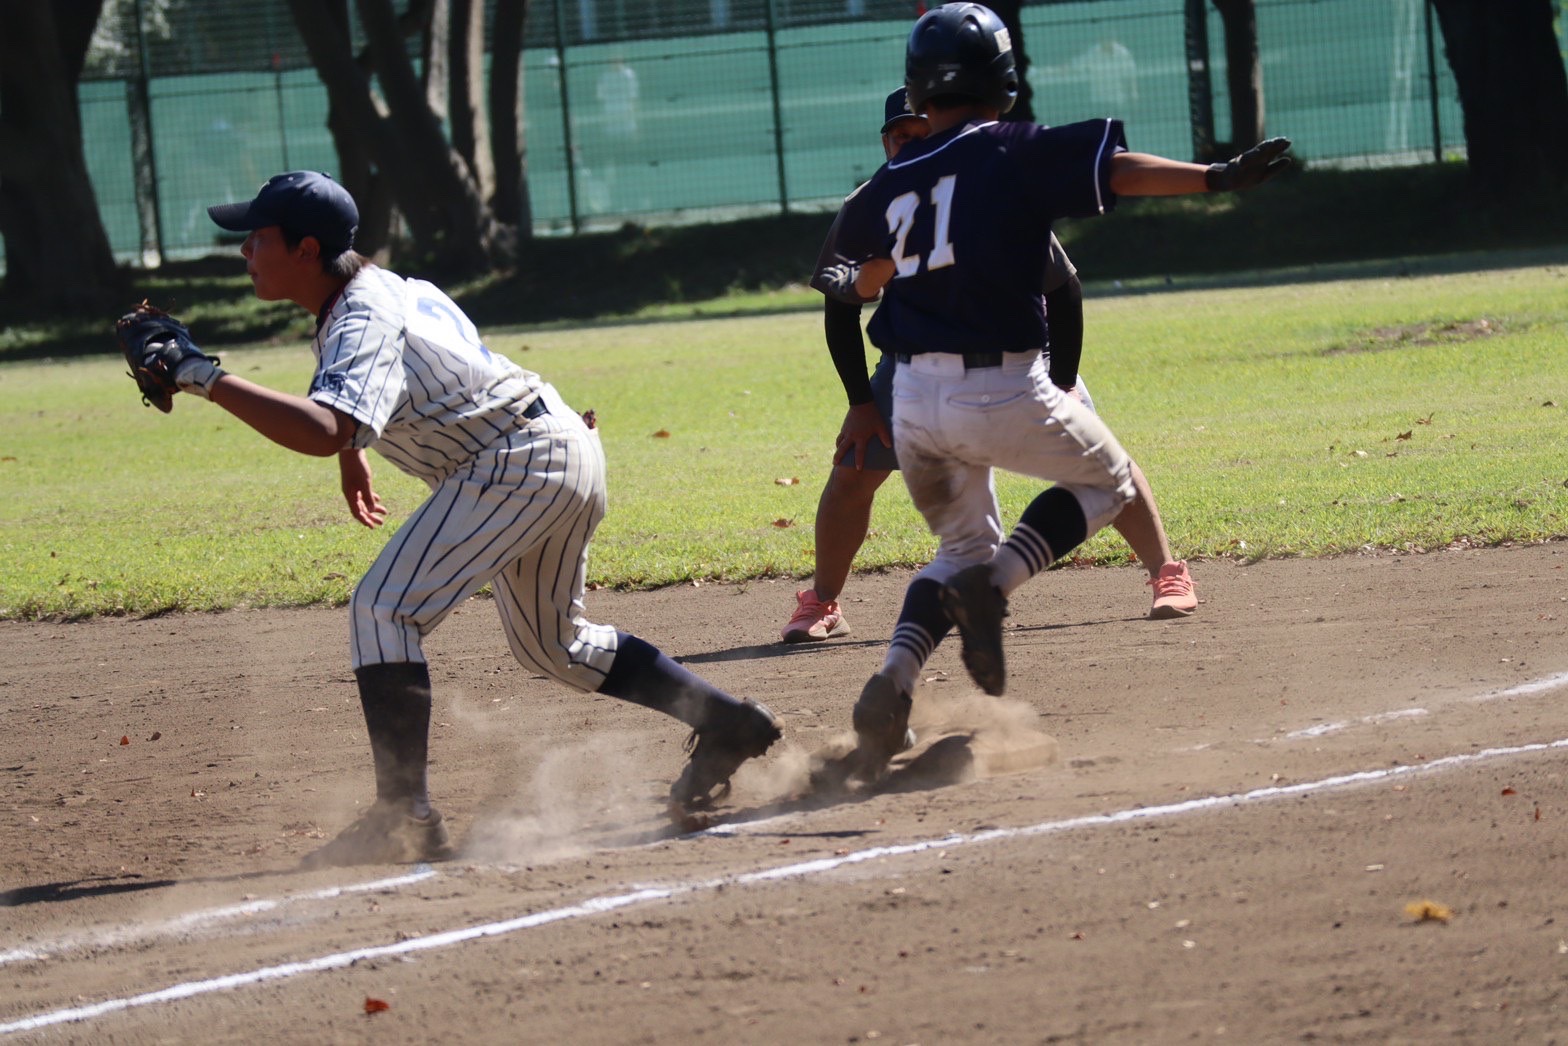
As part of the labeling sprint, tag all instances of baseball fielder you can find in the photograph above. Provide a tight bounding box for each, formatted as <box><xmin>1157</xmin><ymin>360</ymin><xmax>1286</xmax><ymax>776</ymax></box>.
<box><xmin>829</xmin><ymin>3</ymin><xmax>1289</xmax><ymax>779</ymax></box>
<box><xmin>125</xmin><ymin>171</ymin><xmax>782</xmax><ymax>864</ymax></box>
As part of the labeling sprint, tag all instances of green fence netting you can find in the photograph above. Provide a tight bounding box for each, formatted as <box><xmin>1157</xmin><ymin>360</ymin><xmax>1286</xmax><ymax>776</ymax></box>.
<box><xmin>66</xmin><ymin>0</ymin><xmax>1568</xmax><ymax>266</ymax></box>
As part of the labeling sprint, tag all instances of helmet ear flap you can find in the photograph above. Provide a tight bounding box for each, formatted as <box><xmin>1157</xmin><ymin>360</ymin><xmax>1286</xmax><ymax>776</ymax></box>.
<box><xmin>905</xmin><ymin>2</ymin><xmax>1019</xmax><ymax>114</ymax></box>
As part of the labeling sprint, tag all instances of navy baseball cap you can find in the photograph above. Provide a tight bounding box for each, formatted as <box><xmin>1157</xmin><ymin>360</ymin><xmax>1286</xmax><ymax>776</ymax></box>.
<box><xmin>881</xmin><ymin>87</ymin><xmax>926</xmax><ymax>133</ymax></box>
<box><xmin>208</xmin><ymin>171</ymin><xmax>358</xmax><ymax>255</ymax></box>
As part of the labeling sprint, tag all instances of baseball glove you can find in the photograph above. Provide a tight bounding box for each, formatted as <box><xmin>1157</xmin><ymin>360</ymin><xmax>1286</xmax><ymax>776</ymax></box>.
<box><xmin>115</xmin><ymin>302</ymin><xmax>221</xmax><ymax>413</ymax></box>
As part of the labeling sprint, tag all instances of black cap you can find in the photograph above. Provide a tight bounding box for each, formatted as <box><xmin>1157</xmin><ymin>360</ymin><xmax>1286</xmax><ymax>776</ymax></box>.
<box><xmin>881</xmin><ymin>87</ymin><xmax>926</xmax><ymax>133</ymax></box>
<box><xmin>207</xmin><ymin>171</ymin><xmax>358</xmax><ymax>255</ymax></box>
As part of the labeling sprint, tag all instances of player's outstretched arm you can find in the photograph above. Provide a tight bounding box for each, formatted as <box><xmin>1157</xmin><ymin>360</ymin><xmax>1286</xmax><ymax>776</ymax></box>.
<box><xmin>1108</xmin><ymin>152</ymin><xmax>1211</xmax><ymax>196</ymax></box>
<box><xmin>1111</xmin><ymin>137</ymin><xmax>1292</xmax><ymax>197</ymax></box>
<box><xmin>206</xmin><ymin>374</ymin><xmax>359</xmax><ymax>457</ymax></box>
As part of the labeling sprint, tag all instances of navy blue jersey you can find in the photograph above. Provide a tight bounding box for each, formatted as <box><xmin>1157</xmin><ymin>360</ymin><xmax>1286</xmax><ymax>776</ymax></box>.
<box><xmin>836</xmin><ymin>117</ymin><xmax>1126</xmax><ymax>357</ymax></box>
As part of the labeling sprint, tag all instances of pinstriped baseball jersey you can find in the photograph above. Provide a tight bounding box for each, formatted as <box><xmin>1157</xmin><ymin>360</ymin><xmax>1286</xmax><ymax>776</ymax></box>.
<box><xmin>310</xmin><ymin>266</ymin><xmax>545</xmax><ymax>486</ymax></box>
<box><xmin>317</xmin><ymin>265</ymin><xmax>619</xmax><ymax>682</ymax></box>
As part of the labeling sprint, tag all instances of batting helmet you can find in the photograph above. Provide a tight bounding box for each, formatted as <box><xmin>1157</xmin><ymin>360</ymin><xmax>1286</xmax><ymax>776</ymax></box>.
<box><xmin>905</xmin><ymin>3</ymin><xmax>1018</xmax><ymax>115</ymax></box>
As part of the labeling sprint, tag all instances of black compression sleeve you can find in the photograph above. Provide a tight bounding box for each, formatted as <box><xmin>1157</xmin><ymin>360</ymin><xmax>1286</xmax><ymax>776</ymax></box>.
<box><xmin>1043</xmin><ymin>273</ymin><xmax>1085</xmax><ymax>389</ymax></box>
<box><xmin>824</xmin><ymin>297</ymin><xmax>874</xmax><ymax>406</ymax></box>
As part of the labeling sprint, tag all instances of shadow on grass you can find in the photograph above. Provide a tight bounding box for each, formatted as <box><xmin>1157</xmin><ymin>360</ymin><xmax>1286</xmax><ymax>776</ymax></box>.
<box><xmin>7</xmin><ymin>163</ymin><xmax>1568</xmax><ymax>364</ymax></box>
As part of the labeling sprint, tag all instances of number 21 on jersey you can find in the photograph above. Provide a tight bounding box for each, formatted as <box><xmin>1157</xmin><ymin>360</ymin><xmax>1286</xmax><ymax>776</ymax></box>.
<box><xmin>885</xmin><ymin>174</ymin><xmax>957</xmax><ymax>277</ymax></box>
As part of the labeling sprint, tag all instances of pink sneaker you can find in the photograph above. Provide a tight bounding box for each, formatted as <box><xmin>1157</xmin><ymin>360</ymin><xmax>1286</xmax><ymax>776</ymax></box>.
<box><xmin>781</xmin><ymin>590</ymin><xmax>851</xmax><ymax>643</ymax></box>
<box><xmin>1148</xmin><ymin>560</ymin><xmax>1198</xmax><ymax>619</ymax></box>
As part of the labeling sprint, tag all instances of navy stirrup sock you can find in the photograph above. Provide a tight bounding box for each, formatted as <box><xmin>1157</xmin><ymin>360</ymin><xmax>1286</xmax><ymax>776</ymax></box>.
<box><xmin>599</xmin><ymin>632</ymin><xmax>744</xmax><ymax>730</ymax></box>
<box><xmin>355</xmin><ymin>661</ymin><xmax>434</xmax><ymax>818</ymax></box>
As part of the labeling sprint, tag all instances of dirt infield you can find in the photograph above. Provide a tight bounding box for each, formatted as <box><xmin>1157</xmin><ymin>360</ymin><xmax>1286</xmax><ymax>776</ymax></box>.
<box><xmin>5</xmin><ymin>545</ymin><xmax>1568</xmax><ymax>1043</ymax></box>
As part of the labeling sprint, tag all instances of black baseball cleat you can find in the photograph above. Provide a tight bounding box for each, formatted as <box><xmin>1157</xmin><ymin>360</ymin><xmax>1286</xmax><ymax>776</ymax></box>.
<box><xmin>300</xmin><ymin>803</ymin><xmax>456</xmax><ymax>869</ymax></box>
<box><xmin>669</xmin><ymin>699</ymin><xmax>782</xmax><ymax>811</ymax></box>
<box><xmin>940</xmin><ymin>563</ymin><xmax>1008</xmax><ymax>696</ymax></box>
<box><xmin>847</xmin><ymin>672</ymin><xmax>916</xmax><ymax>784</ymax></box>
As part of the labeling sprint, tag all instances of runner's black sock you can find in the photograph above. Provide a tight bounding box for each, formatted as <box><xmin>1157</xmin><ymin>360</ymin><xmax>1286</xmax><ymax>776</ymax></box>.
<box><xmin>878</xmin><ymin>577</ymin><xmax>954</xmax><ymax>695</ymax></box>
<box><xmin>992</xmin><ymin>486</ymin><xmax>1088</xmax><ymax>594</ymax></box>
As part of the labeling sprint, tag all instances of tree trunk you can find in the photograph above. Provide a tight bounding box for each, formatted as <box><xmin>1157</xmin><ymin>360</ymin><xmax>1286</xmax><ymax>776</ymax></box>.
<box><xmin>356</xmin><ymin>0</ymin><xmax>500</xmax><ymax>271</ymax></box>
<box><xmin>287</xmin><ymin>0</ymin><xmax>505</xmax><ymax>273</ymax></box>
<box><xmin>489</xmin><ymin>0</ymin><xmax>533</xmax><ymax>233</ymax></box>
<box><xmin>0</xmin><ymin>0</ymin><xmax>122</xmax><ymax>313</ymax></box>
<box><xmin>422</xmin><ymin>0</ymin><xmax>451</xmax><ymax>125</ymax></box>
<box><xmin>1429</xmin><ymin>0</ymin><xmax>1568</xmax><ymax>200</ymax></box>
<box><xmin>288</xmin><ymin>0</ymin><xmax>396</xmax><ymax>255</ymax></box>
<box><xmin>448</xmin><ymin>0</ymin><xmax>494</xmax><ymax>204</ymax></box>
<box><xmin>1211</xmin><ymin>0</ymin><xmax>1263</xmax><ymax>151</ymax></box>
<box><xmin>985</xmin><ymin>0</ymin><xmax>1034</xmax><ymax>123</ymax></box>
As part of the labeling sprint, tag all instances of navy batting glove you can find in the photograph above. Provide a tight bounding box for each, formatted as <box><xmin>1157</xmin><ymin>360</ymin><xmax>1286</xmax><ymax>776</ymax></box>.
<box><xmin>1206</xmin><ymin>137</ymin><xmax>1292</xmax><ymax>192</ymax></box>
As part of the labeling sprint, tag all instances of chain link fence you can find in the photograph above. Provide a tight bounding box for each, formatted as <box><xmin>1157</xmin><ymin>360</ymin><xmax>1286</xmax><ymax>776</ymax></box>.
<box><xmin>74</xmin><ymin>0</ymin><xmax>1568</xmax><ymax>266</ymax></box>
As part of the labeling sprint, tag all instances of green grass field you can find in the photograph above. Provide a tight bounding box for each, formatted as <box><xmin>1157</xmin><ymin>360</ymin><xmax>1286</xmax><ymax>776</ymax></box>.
<box><xmin>3</xmin><ymin>259</ymin><xmax>1566</xmax><ymax>619</ymax></box>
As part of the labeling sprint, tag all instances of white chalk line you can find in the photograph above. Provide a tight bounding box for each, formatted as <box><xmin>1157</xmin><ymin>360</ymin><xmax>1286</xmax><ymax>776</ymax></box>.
<box><xmin>0</xmin><ymin>868</ymin><xmax>438</xmax><ymax>967</ymax></box>
<box><xmin>1474</xmin><ymin>669</ymin><xmax>1568</xmax><ymax>702</ymax></box>
<box><xmin>1260</xmin><ymin>668</ymin><xmax>1568</xmax><ymax>744</ymax></box>
<box><xmin>5</xmin><ymin>734</ymin><xmax>1567</xmax><ymax>1037</ymax></box>
<box><xmin>1283</xmin><ymin>706</ymin><xmax>1430</xmax><ymax>741</ymax></box>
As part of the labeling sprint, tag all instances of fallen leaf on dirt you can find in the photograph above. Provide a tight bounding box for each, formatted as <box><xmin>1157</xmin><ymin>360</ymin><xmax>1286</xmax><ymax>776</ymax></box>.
<box><xmin>772</xmin><ymin>518</ymin><xmax>794</xmax><ymax>528</ymax></box>
<box><xmin>364</xmin><ymin>997</ymin><xmax>391</xmax><ymax>1014</ymax></box>
<box><xmin>651</xmin><ymin>429</ymin><xmax>671</xmax><ymax>438</ymax></box>
<box><xmin>1404</xmin><ymin>899</ymin><xmax>1453</xmax><ymax>923</ymax></box>
<box><xmin>147</xmin><ymin>731</ymin><xmax>161</xmax><ymax>741</ymax></box>
<box><xmin>1502</xmin><ymin>787</ymin><xmax>1517</xmax><ymax>796</ymax></box>
<box><xmin>119</xmin><ymin>736</ymin><xmax>130</xmax><ymax>746</ymax></box>
<box><xmin>774</xmin><ymin>476</ymin><xmax>799</xmax><ymax>486</ymax></box>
